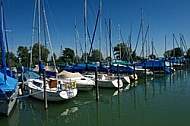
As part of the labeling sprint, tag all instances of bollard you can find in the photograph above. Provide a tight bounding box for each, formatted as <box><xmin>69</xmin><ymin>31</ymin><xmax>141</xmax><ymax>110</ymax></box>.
<box><xmin>43</xmin><ymin>68</ymin><xmax>48</xmax><ymax>109</ymax></box>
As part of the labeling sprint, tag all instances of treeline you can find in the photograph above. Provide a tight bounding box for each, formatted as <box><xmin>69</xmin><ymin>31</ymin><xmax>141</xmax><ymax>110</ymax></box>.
<box><xmin>1</xmin><ymin>42</ymin><xmax>190</xmax><ymax>67</ymax></box>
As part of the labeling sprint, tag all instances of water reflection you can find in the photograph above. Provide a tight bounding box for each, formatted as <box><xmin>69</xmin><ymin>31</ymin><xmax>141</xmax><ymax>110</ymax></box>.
<box><xmin>1</xmin><ymin>69</ymin><xmax>190</xmax><ymax>126</ymax></box>
<box><xmin>0</xmin><ymin>101</ymin><xmax>19</xmax><ymax>126</ymax></box>
<box><xmin>16</xmin><ymin>97</ymin><xmax>78</xmax><ymax>125</ymax></box>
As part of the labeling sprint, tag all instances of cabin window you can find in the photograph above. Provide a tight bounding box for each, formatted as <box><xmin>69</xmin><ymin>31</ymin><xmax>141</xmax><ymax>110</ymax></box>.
<box><xmin>33</xmin><ymin>81</ymin><xmax>42</xmax><ymax>87</ymax></box>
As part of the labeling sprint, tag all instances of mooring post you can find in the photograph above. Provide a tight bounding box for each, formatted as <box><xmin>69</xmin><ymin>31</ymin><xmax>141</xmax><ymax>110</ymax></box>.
<box><xmin>20</xmin><ymin>66</ymin><xmax>24</xmax><ymax>96</ymax></box>
<box><xmin>95</xmin><ymin>67</ymin><xmax>99</xmax><ymax>100</ymax></box>
<box><xmin>43</xmin><ymin>68</ymin><xmax>48</xmax><ymax>109</ymax></box>
<box><xmin>152</xmin><ymin>60</ymin><xmax>155</xmax><ymax>79</ymax></box>
<box><xmin>164</xmin><ymin>59</ymin><xmax>166</xmax><ymax>75</ymax></box>
<box><xmin>159</xmin><ymin>60</ymin><xmax>161</xmax><ymax>76</ymax></box>
<box><xmin>144</xmin><ymin>62</ymin><xmax>147</xmax><ymax>84</ymax></box>
<box><xmin>133</xmin><ymin>63</ymin><xmax>136</xmax><ymax>80</ymax></box>
<box><xmin>117</xmin><ymin>64</ymin><xmax>120</xmax><ymax>91</ymax></box>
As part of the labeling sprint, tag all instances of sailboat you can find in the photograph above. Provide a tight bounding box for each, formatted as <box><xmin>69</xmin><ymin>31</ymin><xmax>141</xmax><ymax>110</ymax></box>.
<box><xmin>57</xmin><ymin>70</ymin><xmax>95</xmax><ymax>91</ymax></box>
<box><xmin>26</xmin><ymin>0</ymin><xmax>77</xmax><ymax>101</ymax></box>
<box><xmin>0</xmin><ymin>0</ymin><xmax>18</xmax><ymax>116</ymax></box>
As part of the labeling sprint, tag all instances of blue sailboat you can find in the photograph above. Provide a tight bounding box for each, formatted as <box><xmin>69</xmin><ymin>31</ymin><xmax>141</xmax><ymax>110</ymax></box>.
<box><xmin>134</xmin><ymin>59</ymin><xmax>171</xmax><ymax>74</ymax></box>
<box><xmin>0</xmin><ymin>0</ymin><xmax>18</xmax><ymax>116</ymax></box>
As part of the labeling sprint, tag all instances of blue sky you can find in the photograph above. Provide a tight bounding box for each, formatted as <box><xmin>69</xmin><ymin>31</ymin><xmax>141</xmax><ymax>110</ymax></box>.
<box><xmin>3</xmin><ymin>0</ymin><xmax>190</xmax><ymax>58</ymax></box>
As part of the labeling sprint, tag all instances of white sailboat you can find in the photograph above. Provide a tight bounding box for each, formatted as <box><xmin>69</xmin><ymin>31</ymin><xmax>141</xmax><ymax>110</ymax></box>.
<box><xmin>0</xmin><ymin>0</ymin><xmax>18</xmax><ymax>116</ymax></box>
<box><xmin>57</xmin><ymin>70</ymin><xmax>95</xmax><ymax>91</ymax></box>
<box><xmin>26</xmin><ymin>0</ymin><xmax>77</xmax><ymax>101</ymax></box>
<box><xmin>97</xmin><ymin>74</ymin><xmax>123</xmax><ymax>88</ymax></box>
<box><xmin>27</xmin><ymin>78</ymin><xmax>77</xmax><ymax>101</ymax></box>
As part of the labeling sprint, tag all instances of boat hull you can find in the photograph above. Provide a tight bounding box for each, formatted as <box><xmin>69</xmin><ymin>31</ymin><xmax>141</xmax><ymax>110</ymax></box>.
<box><xmin>97</xmin><ymin>79</ymin><xmax>123</xmax><ymax>88</ymax></box>
<box><xmin>0</xmin><ymin>87</ymin><xmax>18</xmax><ymax>116</ymax></box>
<box><xmin>29</xmin><ymin>87</ymin><xmax>77</xmax><ymax>101</ymax></box>
<box><xmin>61</xmin><ymin>78</ymin><xmax>95</xmax><ymax>91</ymax></box>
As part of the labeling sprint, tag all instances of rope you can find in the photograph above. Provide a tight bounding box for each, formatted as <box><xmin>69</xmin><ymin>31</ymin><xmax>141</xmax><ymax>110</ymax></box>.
<box><xmin>16</xmin><ymin>90</ymin><xmax>43</xmax><ymax>99</ymax></box>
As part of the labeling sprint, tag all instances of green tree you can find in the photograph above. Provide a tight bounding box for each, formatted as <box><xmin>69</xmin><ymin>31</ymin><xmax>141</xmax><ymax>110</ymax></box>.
<box><xmin>17</xmin><ymin>46</ymin><xmax>29</xmax><ymax>66</ymax></box>
<box><xmin>88</xmin><ymin>49</ymin><xmax>103</xmax><ymax>62</ymax></box>
<box><xmin>61</xmin><ymin>48</ymin><xmax>75</xmax><ymax>63</ymax></box>
<box><xmin>81</xmin><ymin>52</ymin><xmax>89</xmax><ymax>63</ymax></box>
<box><xmin>185</xmin><ymin>48</ymin><xmax>190</xmax><ymax>58</ymax></box>
<box><xmin>31</xmin><ymin>43</ymin><xmax>50</xmax><ymax>65</ymax></box>
<box><xmin>49</xmin><ymin>52</ymin><xmax>57</xmax><ymax>65</ymax></box>
<box><xmin>8</xmin><ymin>52</ymin><xmax>19</xmax><ymax>67</ymax></box>
<box><xmin>113</xmin><ymin>43</ymin><xmax>132</xmax><ymax>61</ymax></box>
<box><xmin>164</xmin><ymin>47</ymin><xmax>183</xmax><ymax>58</ymax></box>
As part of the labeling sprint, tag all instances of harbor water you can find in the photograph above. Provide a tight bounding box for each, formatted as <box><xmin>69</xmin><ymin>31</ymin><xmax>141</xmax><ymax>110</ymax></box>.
<box><xmin>0</xmin><ymin>68</ymin><xmax>190</xmax><ymax>126</ymax></box>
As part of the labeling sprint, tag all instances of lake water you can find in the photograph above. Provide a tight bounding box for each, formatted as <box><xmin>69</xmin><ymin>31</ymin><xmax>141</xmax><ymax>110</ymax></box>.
<box><xmin>1</xmin><ymin>67</ymin><xmax>190</xmax><ymax>126</ymax></box>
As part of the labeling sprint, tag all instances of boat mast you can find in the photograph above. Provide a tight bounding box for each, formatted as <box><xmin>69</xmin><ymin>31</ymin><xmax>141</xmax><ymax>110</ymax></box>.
<box><xmin>117</xmin><ymin>23</ymin><xmax>121</xmax><ymax>60</ymax></box>
<box><xmin>42</xmin><ymin>1</ymin><xmax>56</xmax><ymax>67</ymax></box>
<box><xmin>141</xmin><ymin>8</ymin><xmax>144</xmax><ymax>59</ymax></box>
<box><xmin>84</xmin><ymin>0</ymin><xmax>87</xmax><ymax>63</ymax></box>
<box><xmin>99</xmin><ymin>0</ymin><xmax>102</xmax><ymax>62</ymax></box>
<box><xmin>109</xmin><ymin>18</ymin><xmax>112</xmax><ymax>64</ymax></box>
<box><xmin>37</xmin><ymin>0</ymin><xmax>41</xmax><ymax>61</ymax></box>
<box><xmin>74</xmin><ymin>18</ymin><xmax>78</xmax><ymax>63</ymax></box>
<box><xmin>0</xmin><ymin>0</ymin><xmax>7</xmax><ymax>81</ymax></box>
<box><xmin>165</xmin><ymin>35</ymin><xmax>167</xmax><ymax>58</ymax></box>
<box><xmin>30</xmin><ymin>0</ymin><xmax>37</xmax><ymax>69</ymax></box>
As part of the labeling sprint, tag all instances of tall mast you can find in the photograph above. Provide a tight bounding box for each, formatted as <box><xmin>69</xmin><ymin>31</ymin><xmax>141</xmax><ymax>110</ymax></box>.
<box><xmin>118</xmin><ymin>23</ymin><xmax>121</xmax><ymax>60</ymax></box>
<box><xmin>30</xmin><ymin>0</ymin><xmax>37</xmax><ymax>68</ymax></box>
<box><xmin>109</xmin><ymin>18</ymin><xmax>112</xmax><ymax>64</ymax></box>
<box><xmin>38</xmin><ymin>0</ymin><xmax>41</xmax><ymax>61</ymax></box>
<box><xmin>99</xmin><ymin>0</ymin><xmax>102</xmax><ymax>61</ymax></box>
<box><xmin>105</xmin><ymin>19</ymin><xmax>108</xmax><ymax>60</ymax></box>
<box><xmin>42</xmin><ymin>1</ymin><xmax>56</xmax><ymax>67</ymax></box>
<box><xmin>84</xmin><ymin>0</ymin><xmax>87</xmax><ymax>63</ymax></box>
<box><xmin>0</xmin><ymin>0</ymin><xmax>7</xmax><ymax>81</ymax></box>
<box><xmin>141</xmin><ymin>8</ymin><xmax>144</xmax><ymax>59</ymax></box>
<box><xmin>165</xmin><ymin>35</ymin><xmax>167</xmax><ymax>58</ymax></box>
<box><xmin>74</xmin><ymin>18</ymin><xmax>78</xmax><ymax>63</ymax></box>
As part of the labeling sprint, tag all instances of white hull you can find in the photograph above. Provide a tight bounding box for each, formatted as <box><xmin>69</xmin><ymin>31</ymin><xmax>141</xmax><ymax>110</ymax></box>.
<box><xmin>0</xmin><ymin>87</ymin><xmax>18</xmax><ymax>116</ymax></box>
<box><xmin>97</xmin><ymin>79</ymin><xmax>123</xmax><ymax>88</ymax></box>
<box><xmin>121</xmin><ymin>76</ymin><xmax>130</xmax><ymax>84</ymax></box>
<box><xmin>27</xmin><ymin>79</ymin><xmax>77</xmax><ymax>101</ymax></box>
<box><xmin>61</xmin><ymin>78</ymin><xmax>95</xmax><ymax>91</ymax></box>
<box><xmin>29</xmin><ymin>88</ymin><xmax>77</xmax><ymax>101</ymax></box>
<box><xmin>58</xmin><ymin>71</ymin><xmax>95</xmax><ymax>91</ymax></box>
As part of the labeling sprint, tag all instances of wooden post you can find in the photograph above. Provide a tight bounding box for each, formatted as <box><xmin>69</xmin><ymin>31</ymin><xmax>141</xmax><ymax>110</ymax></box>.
<box><xmin>21</xmin><ymin>66</ymin><xmax>24</xmax><ymax>95</ymax></box>
<box><xmin>170</xmin><ymin>61</ymin><xmax>172</xmax><ymax>75</ymax></box>
<box><xmin>164</xmin><ymin>60</ymin><xmax>166</xmax><ymax>75</ymax></box>
<box><xmin>117</xmin><ymin>64</ymin><xmax>120</xmax><ymax>91</ymax></box>
<box><xmin>152</xmin><ymin>60</ymin><xmax>155</xmax><ymax>78</ymax></box>
<box><xmin>159</xmin><ymin>60</ymin><xmax>161</xmax><ymax>75</ymax></box>
<box><xmin>144</xmin><ymin>62</ymin><xmax>147</xmax><ymax>84</ymax></box>
<box><xmin>43</xmin><ymin>68</ymin><xmax>48</xmax><ymax>109</ymax></box>
<box><xmin>95</xmin><ymin>67</ymin><xmax>99</xmax><ymax>100</ymax></box>
<box><xmin>133</xmin><ymin>63</ymin><xmax>136</xmax><ymax>80</ymax></box>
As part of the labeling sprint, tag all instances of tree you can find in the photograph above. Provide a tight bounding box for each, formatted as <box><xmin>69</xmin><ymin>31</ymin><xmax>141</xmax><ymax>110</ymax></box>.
<box><xmin>17</xmin><ymin>46</ymin><xmax>29</xmax><ymax>66</ymax></box>
<box><xmin>8</xmin><ymin>52</ymin><xmax>19</xmax><ymax>67</ymax></box>
<box><xmin>185</xmin><ymin>48</ymin><xmax>190</xmax><ymax>58</ymax></box>
<box><xmin>61</xmin><ymin>48</ymin><xmax>75</xmax><ymax>63</ymax></box>
<box><xmin>31</xmin><ymin>43</ymin><xmax>50</xmax><ymax>65</ymax></box>
<box><xmin>113</xmin><ymin>43</ymin><xmax>132</xmax><ymax>61</ymax></box>
<box><xmin>88</xmin><ymin>49</ymin><xmax>103</xmax><ymax>62</ymax></box>
<box><xmin>164</xmin><ymin>47</ymin><xmax>183</xmax><ymax>58</ymax></box>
